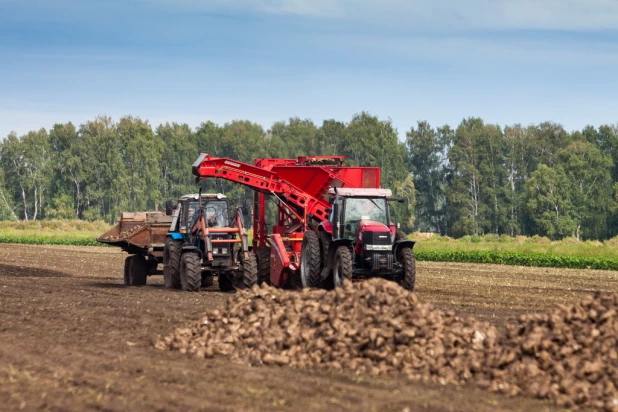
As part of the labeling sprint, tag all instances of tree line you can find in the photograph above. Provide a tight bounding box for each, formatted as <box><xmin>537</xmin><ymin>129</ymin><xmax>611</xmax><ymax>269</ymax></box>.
<box><xmin>0</xmin><ymin>112</ymin><xmax>616</xmax><ymax>240</ymax></box>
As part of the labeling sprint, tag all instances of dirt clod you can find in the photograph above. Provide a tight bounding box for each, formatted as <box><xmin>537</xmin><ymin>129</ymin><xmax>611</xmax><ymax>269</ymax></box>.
<box><xmin>158</xmin><ymin>279</ymin><xmax>618</xmax><ymax>410</ymax></box>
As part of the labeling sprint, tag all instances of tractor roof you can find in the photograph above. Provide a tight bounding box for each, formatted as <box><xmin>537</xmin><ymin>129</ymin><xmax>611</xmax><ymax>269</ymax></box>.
<box><xmin>179</xmin><ymin>193</ymin><xmax>227</xmax><ymax>201</ymax></box>
<box><xmin>327</xmin><ymin>187</ymin><xmax>392</xmax><ymax>198</ymax></box>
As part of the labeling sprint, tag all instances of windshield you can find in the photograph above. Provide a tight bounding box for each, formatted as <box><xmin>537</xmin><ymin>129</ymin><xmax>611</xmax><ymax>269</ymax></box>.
<box><xmin>343</xmin><ymin>197</ymin><xmax>387</xmax><ymax>238</ymax></box>
<box><xmin>188</xmin><ymin>200</ymin><xmax>229</xmax><ymax>227</ymax></box>
<box><xmin>344</xmin><ymin>198</ymin><xmax>387</xmax><ymax>224</ymax></box>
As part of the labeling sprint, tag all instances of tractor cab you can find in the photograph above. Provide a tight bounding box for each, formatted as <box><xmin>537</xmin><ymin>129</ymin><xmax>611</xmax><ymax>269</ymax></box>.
<box><xmin>166</xmin><ymin>193</ymin><xmax>230</xmax><ymax>235</ymax></box>
<box><xmin>319</xmin><ymin>187</ymin><xmax>413</xmax><ymax>281</ymax></box>
<box><xmin>327</xmin><ymin>187</ymin><xmax>395</xmax><ymax>246</ymax></box>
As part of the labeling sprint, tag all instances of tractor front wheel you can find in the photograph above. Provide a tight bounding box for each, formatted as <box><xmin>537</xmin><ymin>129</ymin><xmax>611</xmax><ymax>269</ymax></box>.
<box><xmin>163</xmin><ymin>238</ymin><xmax>182</xmax><ymax>289</ymax></box>
<box><xmin>398</xmin><ymin>247</ymin><xmax>416</xmax><ymax>291</ymax></box>
<box><xmin>332</xmin><ymin>246</ymin><xmax>353</xmax><ymax>288</ymax></box>
<box><xmin>300</xmin><ymin>231</ymin><xmax>321</xmax><ymax>288</ymax></box>
<box><xmin>235</xmin><ymin>251</ymin><xmax>258</xmax><ymax>289</ymax></box>
<box><xmin>180</xmin><ymin>252</ymin><xmax>202</xmax><ymax>292</ymax></box>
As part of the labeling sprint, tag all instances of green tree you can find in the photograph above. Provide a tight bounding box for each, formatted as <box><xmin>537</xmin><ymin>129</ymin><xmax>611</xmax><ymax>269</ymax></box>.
<box><xmin>157</xmin><ymin>123</ymin><xmax>198</xmax><ymax>201</ymax></box>
<box><xmin>406</xmin><ymin>121</ymin><xmax>446</xmax><ymax>233</ymax></box>
<box><xmin>269</xmin><ymin>118</ymin><xmax>319</xmax><ymax>157</ymax></box>
<box><xmin>317</xmin><ymin>119</ymin><xmax>345</xmax><ymax>156</ymax></box>
<box><xmin>0</xmin><ymin>129</ymin><xmax>51</xmax><ymax>220</ymax></box>
<box><xmin>557</xmin><ymin>140</ymin><xmax>613</xmax><ymax>240</ymax></box>
<box><xmin>524</xmin><ymin>164</ymin><xmax>574</xmax><ymax>239</ymax></box>
<box><xmin>447</xmin><ymin>118</ymin><xmax>485</xmax><ymax>236</ymax></box>
<box><xmin>79</xmin><ymin>116</ymin><xmax>124</xmax><ymax>222</ymax></box>
<box><xmin>49</xmin><ymin>122</ymin><xmax>85</xmax><ymax>218</ymax></box>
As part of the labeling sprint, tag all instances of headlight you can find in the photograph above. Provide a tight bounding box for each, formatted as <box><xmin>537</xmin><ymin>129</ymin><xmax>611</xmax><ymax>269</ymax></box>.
<box><xmin>213</xmin><ymin>248</ymin><xmax>219</xmax><ymax>254</ymax></box>
<box><xmin>365</xmin><ymin>244</ymin><xmax>391</xmax><ymax>251</ymax></box>
<box><xmin>222</xmin><ymin>248</ymin><xmax>228</xmax><ymax>254</ymax></box>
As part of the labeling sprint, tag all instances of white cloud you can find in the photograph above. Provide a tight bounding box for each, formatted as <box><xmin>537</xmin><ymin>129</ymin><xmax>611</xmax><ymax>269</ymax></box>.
<box><xmin>149</xmin><ymin>0</ymin><xmax>618</xmax><ymax>31</ymax></box>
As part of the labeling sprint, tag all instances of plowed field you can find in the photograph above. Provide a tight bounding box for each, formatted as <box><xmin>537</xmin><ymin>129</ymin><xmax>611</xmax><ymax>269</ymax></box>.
<box><xmin>1</xmin><ymin>244</ymin><xmax>617</xmax><ymax>411</ymax></box>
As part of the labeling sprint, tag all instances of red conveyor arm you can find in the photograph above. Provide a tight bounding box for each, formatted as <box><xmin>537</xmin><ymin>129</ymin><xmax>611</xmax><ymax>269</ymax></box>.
<box><xmin>192</xmin><ymin>153</ymin><xmax>332</xmax><ymax>223</ymax></box>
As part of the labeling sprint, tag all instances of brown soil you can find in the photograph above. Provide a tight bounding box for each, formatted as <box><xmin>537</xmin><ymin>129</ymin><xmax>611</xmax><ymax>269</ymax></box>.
<box><xmin>1</xmin><ymin>244</ymin><xmax>616</xmax><ymax>411</ymax></box>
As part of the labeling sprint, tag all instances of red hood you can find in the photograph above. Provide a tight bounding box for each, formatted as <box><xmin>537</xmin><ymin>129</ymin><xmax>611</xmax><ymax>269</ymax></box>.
<box><xmin>359</xmin><ymin>220</ymin><xmax>390</xmax><ymax>232</ymax></box>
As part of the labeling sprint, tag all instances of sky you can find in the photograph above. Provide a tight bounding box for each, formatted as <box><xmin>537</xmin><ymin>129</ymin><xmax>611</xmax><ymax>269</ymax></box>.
<box><xmin>1</xmin><ymin>0</ymin><xmax>617</xmax><ymax>139</ymax></box>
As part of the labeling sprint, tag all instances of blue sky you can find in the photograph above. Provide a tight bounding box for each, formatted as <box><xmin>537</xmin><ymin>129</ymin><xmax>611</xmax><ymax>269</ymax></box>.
<box><xmin>1</xmin><ymin>0</ymin><xmax>617</xmax><ymax>139</ymax></box>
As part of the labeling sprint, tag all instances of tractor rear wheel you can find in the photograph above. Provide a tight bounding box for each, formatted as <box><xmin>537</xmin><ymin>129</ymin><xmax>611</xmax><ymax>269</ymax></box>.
<box><xmin>236</xmin><ymin>251</ymin><xmax>258</xmax><ymax>289</ymax></box>
<box><xmin>180</xmin><ymin>252</ymin><xmax>201</xmax><ymax>292</ymax></box>
<box><xmin>163</xmin><ymin>238</ymin><xmax>182</xmax><ymax>289</ymax></box>
<box><xmin>124</xmin><ymin>255</ymin><xmax>147</xmax><ymax>286</ymax></box>
<box><xmin>300</xmin><ymin>231</ymin><xmax>321</xmax><ymax>288</ymax></box>
<box><xmin>256</xmin><ymin>247</ymin><xmax>271</xmax><ymax>285</ymax></box>
<box><xmin>332</xmin><ymin>246</ymin><xmax>353</xmax><ymax>288</ymax></box>
<box><xmin>398</xmin><ymin>247</ymin><xmax>416</xmax><ymax>291</ymax></box>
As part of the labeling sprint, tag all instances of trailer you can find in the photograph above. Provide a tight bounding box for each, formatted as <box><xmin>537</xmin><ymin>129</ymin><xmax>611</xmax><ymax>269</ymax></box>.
<box><xmin>97</xmin><ymin>211</ymin><xmax>171</xmax><ymax>286</ymax></box>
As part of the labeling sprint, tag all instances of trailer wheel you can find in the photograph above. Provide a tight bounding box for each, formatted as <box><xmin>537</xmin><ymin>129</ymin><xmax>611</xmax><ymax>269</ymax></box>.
<box><xmin>125</xmin><ymin>255</ymin><xmax>147</xmax><ymax>286</ymax></box>
<box><xmin>201</xmin><ymin>271</ymin><xmax>214</xmax><ymax>287</ymax></box>
<box><xmin>332</xmin><ymin>246</ymin><xmax>353</xmax><ymax>288</ymax></box>
<box><xmin>256</xmin><ymin>247</ymin><xmax>271</xmax><ymax>285</ymax></box>
<box><xmin>163</xmin><ymin>238</ymin><xmax>182</xmax><ymax>289</ymax></box>
<box><xmin>300</xmin><ymin>231</ymin><xmax>321</xmax><ymax>288</ymax></box>
<box><xmin>236</xmin><ymin>251</ymin><xmax>258</xmax><ymax>289</ymax></box>
<box><xmin>180</xmin><ymin>252</ymin><xmax>201</xmax><ymax>292</ymax></box>
<box><xmin>398</xmin><ymin>247</ymin><xmax>416</xmax><ymax>291</ymax></box>
<box><xmin>218</xmin><ymin>272</ymin><xmax>235</xmax><ymax>292</ymax></box>
<box><xmin>123</xmin><ymin>256</ymin><xmax>131</xmax><ymax>281</ymax></box>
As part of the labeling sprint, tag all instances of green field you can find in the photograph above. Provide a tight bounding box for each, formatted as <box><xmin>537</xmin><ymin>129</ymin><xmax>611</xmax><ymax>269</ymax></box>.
<box><xmin>0</xmin><ymin>220</ymin><xmax>110</xmax><ymax>246</ymax></box>
<box><xmin>411</xmin><ymin>232</ymin><xmax>618</xmax><ymax>258</ymax></box>
<box><xmin>2</xmin><ymin>221</ymin><xmax>618</xmax><ymax>270</ymax></box>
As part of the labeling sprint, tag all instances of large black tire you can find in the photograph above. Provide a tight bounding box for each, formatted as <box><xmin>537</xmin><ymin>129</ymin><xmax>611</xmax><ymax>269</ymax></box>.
<box><xmin>180</xmin><ymin>252</ymin><xmax>201</xmax><ymax>292</ymax></box>
<box><xmin>332</xmin><ymin>246</ymin><xmax>353</xmax><ymax>288</ymax></box>
<box><xmin>236</xmin><ymin>251</ymin><xmax>258</xmax><ymax>289</ymax></box>
<box><xmin>201</xmin><ymin>271</ymin><xmax>214</xmax><ymax>288</ymax></box>
<box><xmin>398</xmin><ymin>247</ymin><xmax>416</xmax><ymax>291</ymax></box>
<box><xmin>395</xmin><ymin>231</ymin><xmax>407</xmax><ymax>241</ymax></box>
<box><xmin>319</xmin><ymin>231</ymin><xmax>331</xmax><ymax>265</ymax></box>
<box><xmin>319</xmin><ymin>231</ymin><xmax>333</xmax><ymax>289</ymax></box>
<box><xmin>218</xmin><ymin>272</ymin><xmax>235</xmax><ymax>292</ymax></box>
<box><xmin>300</xmin><ymin>231</ymin><xmax>321</xmax><ymax>288</ymax></box>
<box><xmin>124</xmin><ymin>255</ymin><xmax>147</xmax><ymax>286</ymax></box>
<box><xmin>256</xmin><ymin>247</ymin><xmax>271</xmax><ymax>285</ymax></box>
<box><xmin>163</xmin><ymin>238</ymin><xmax>182</xmax><ymax>289</ymax></box>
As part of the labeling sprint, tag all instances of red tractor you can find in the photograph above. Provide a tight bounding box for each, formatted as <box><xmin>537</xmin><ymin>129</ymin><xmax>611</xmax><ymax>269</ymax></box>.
<box><xmin>191</xmin><ymin>153</ymin><xmax>416</xmax><ymax>290</ymax></box>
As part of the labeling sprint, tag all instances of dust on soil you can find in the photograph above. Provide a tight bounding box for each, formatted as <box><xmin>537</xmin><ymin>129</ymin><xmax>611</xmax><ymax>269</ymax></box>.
<box><xmin>1</xmin><ymin>244</ymin><xmax>617</xmax><ymax>411</ymax></box>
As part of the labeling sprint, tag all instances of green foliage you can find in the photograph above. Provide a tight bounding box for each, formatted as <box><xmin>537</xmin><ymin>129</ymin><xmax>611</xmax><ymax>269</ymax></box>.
<box><xmin>415</xmin><ymin>250</ymin><xmax>618</xmax><ymax>271</ymax></box>
<box><xmin>1</xmin><ymin>113</ymin><xmax>618</xmax><ymax>243</ymax></box>
<box><xmin>0</xmin><ymin>234</ymin><xmax>101</xmax><ymax>247</ymax></box>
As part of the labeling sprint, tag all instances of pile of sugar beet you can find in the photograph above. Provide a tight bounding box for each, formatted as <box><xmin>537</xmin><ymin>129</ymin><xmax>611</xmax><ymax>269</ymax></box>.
<box><xmin>156</xmin><ymin>279</ymin><xmax>618</xmax><ymax>410</ymax></box>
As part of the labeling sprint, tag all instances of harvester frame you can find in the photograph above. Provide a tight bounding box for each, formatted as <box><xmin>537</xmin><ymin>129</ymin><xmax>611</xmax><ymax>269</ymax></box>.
<box><xmin>191</xmin><ymin>153</ymin><xmax>416</xmax><ymax>290</ymax></box>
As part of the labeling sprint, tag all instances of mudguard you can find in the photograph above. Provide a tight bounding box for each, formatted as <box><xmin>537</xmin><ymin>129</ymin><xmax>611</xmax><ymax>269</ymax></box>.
<box><xmin>169</xmin><ymin>232</ymin><xmax>184</xmax><ymax>241</ymax></box>
<box><xmin>181</xmin><ymin>245</ymin><xmax>203</xmax><ymax>259</ymax></box>
<box><xmin>393</xmin><ymin>240</ymin><xmax>416</xmax><ymax>258</ymax></box>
